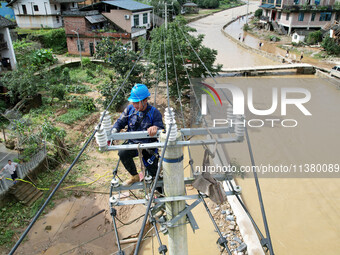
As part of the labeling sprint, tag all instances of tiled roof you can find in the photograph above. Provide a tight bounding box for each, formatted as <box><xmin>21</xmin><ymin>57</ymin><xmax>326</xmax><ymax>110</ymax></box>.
<box><xmin>0</xmin><ymin>16</ymin><xmax>16</xmax><ymax>28</ymax></box>
<box><xmin>102</xmin><ymin>0</ymin><xmax>153</xmax><ymax>11</ymax></box>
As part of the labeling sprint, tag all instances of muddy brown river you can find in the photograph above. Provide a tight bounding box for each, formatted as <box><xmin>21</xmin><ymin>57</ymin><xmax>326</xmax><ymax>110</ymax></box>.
<box><xmin>190</xmin><ymin>2</ymin><xmax>340</xmax><ymax>255</ymax></box>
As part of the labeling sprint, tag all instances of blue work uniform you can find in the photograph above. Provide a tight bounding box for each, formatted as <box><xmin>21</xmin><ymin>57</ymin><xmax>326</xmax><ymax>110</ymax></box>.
<box><xmin>112</xmin><ymin>103</ymin><xmax>164</xmax><ymax>177</ymax></box>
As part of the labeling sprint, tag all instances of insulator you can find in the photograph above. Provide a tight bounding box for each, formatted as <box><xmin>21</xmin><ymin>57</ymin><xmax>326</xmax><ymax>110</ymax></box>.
<box><xmin>160</xmin><ymin>225</ymin><xmax>168</xmax><ymax>234</ymax></box>
<box><xmin>235</xmin><ymin>115</ymin><xmax>245</xmax><ymax>141</ymax></box>
<box><xmin>164</xmin><ymin>107</ymin><xmax>178</xmax><ymax>141</ymax></box>
<box><xmin>227</xmin><ymin>105</ymin><xmax>235</xmax><ymax>128</ymax></box>
<box><xmin>95</xmin><ymin>126</ymin><xmax>108</xmax><ymax>151</ymax></box>
<box><xmin>111</xmin><ymin>178</ymin><xmax>119</xmax><ymax>187</ymax></box>
<box><xmin>234</xmin><ymin>185</ymin><xmax>242</xmax><ymax>194</ymax></box>
<box><xmin>101</xmin><ymin>111</ymin><xmax>112</xmax><ymax>135</ymax></box>
<box><xmin>145</xmin><ymin>175</ymin><xmax>152</xmax><ymax>184</ymax></box>
<box><xmin>111</xmin><ymin>197</ymin><xmax>119</xmax><ymax>206</ymax></box>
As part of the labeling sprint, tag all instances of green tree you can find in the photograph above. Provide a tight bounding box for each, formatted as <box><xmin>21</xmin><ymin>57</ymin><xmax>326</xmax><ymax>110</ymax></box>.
<box><xmin>0</xmin><ymin>68</ymin><xmax>42</xmax><ymax>103</ymax></box>
<box><xmin>254</xmin><ymin>8</ymin><xmax>263</xmax><ymax>18</ymax></box>
<box><xmin>306</xmin><ymin>30</ymin><xmax>322</xmax><ymax>45</ymax></box>
<box><xmin>321</xmin><ymin>36</ymin><xmax>340</xmax><ymax>55</ymax></box>
<box><xmin>95</xmin><ymin>38</ymin><xmax>148</xmax><ymax>110</ymax></box>
<box><xmin>140</xmin><ymin>17</ymin><xmax>222</xmax><ymax>97</ymax></box>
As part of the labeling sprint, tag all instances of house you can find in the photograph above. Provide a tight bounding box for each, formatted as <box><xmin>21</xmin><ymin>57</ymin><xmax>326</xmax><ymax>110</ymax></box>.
<box><xmin>182</xmin><ymin>2</ymin><xmax>199</xmax><ymax>14</ymax></box>
<box><xmin>259</xmin><ymin>0</ymin><xmax>340</xmax><ymax>34</ymax></box>
<box><xmin>63</xmin><ymin>0</ymin><xmax>153</xmax><ymax>56</ymax></box>
<box><xmin>7</xmin><ymin>0</ymin><xmax>84</xmax><ymax>28</ymax></box>
<box><xmin>292</xmin><ymin>29</ymin><xmax>311</xmax><ymax>43</ymax></box>
<box><xmin>0</xmin><ymin>16</ymin><xmax>17</xmax><ymax>71</ymax></box>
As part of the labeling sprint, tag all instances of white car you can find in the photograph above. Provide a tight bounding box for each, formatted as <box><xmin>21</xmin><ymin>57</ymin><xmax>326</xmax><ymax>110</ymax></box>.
<box><xmin>330</xmin><ymin>65</ymin><xmax>340</xmax><ymax>78</ymax></box>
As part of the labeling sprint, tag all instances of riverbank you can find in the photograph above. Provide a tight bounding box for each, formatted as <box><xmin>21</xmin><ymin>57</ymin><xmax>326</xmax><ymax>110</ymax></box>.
<box><xmin>223</xmin><ymin>15</ymin><xmax>339</xmax><ymax>70</ymax></box>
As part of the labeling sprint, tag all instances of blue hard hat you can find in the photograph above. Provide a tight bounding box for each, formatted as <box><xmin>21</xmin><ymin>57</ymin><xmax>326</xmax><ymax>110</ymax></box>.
<box><xmin>128</xmin><ymin>84</ymin><xmax>150</xmax><ymax>102</ymax></box>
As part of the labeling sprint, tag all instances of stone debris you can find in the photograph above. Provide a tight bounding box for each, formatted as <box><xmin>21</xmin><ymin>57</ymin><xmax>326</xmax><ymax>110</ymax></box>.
<box><xmin>221</xmin><ymin>210</ymin><xmax>227</xmax><ymax>215</ymax></box>
<box><xmin>237</xmin><ymin>242</ymin><xmax>247</xmax><ymax>252</ymax></box>
<box><xmin>226</xmin><ymin>215</ymin><xmax>235</xmax><ymax>221</ymax></box>
<box><xmin>233</xmin><ymin>236</ymin><xmax>242</xmax><ymax>244</ymax></box>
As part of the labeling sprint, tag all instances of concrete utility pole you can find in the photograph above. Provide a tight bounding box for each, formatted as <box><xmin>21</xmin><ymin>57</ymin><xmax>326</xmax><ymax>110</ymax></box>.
<box><xmin>246</xmin><ymin>0</ymin><xmax>249</xmax><ymax>24</ymax></box>
<box><xmin>72</xmin><ymin>29</ymin><xmax>83</xmax><ymax>69</ymax></box>
<box><xmin>165</xmin><ymin>1</ymin><xmax>167</xmax><ymax>30</ymax></box>
<box><xmin>160</xmin><ymin>131</ymin><xmax>188</xmax><ymax>255</ymax></box>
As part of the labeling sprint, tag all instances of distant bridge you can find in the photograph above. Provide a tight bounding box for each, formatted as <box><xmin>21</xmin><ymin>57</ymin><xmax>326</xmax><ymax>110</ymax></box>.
<box><xmin>219</xmin><ymin>63</ymin><xmax>315</xmax><ymax>75</ymax></box>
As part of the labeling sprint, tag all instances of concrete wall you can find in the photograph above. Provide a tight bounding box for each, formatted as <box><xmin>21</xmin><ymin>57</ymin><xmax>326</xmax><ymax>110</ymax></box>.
<box><xmin>0</xmin><ymin>27</ymin><xmax>17</xmax><ymax>70</ymax></box>
<box><xmin>278</xmin><ymin>11</ymin><xmax>336</xmax><ymax>31</ymax></box>
<box><xmin>11</xmin><ymin>0</ymin><xmax>78</xmax><ymax>28</ymax></box>
<box><xmin>15</xmin><ymin>15</ymin><xmax>61</xmax><ymax>28</ymax></box>
<box><xmin>66</xmin><ymin>36</ymin><xmax>130</xmax><ymax>56</ymax></box>
<box><xmin>103</xmin><ymin>9</ymin><xmax>132</xmax><ymax>33</ymax></box>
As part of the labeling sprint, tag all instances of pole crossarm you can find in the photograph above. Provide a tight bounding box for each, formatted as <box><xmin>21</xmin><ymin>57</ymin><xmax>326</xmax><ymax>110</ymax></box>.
<box><xmin>108</xmin><ymin>127</ymin><xmax>234</xmax><ymax>141</ymax></box>
<box><xmin>109</xmin><ymin>191</ymin><xmax>237</xmax><ymax>206</ymax></box>
<box><xmin>107</xmin><ymin>137</ymin><xmax>240</xmax><ymax>151</ymax></box>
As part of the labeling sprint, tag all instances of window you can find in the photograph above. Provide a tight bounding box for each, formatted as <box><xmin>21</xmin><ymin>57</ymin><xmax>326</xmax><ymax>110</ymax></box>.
<box><xmin>56</xmin><ymin>16</ymin><xmax>60</xmax><ymax>23</ymax></box>
<box><xmin>298</xmin><ymin>12</ymin><xmax>304</xmax><ymax>21</ymax></box>
<box><xmin>143</xmin><ymin>13</ymin><xmax>148</xmax><ymax>24</ymax></box>
<box><xmin>22</xmin><ymin>4</ymin><xmax>27</xmax><ymax>14</ymax></box>
<box><xmin>314</xmin><ymin>0</ymin><xmax>320</xmax><ymax>5</ymax></box>
<box><xmin>286</xmin><ymin>13</ymin><xmax>290</xmax><ymax>20</ymax></box>
<box><xmin>276</xmin><ymin>0</ymin><xmax>282</xmax><ymax>6</ymax></box>
<box><xmin>311</xmin><ymin>12</ymin><xmax>316</xmax><ymax>21</ymax></box>
<box><xmin>77</xmin><ymin>40</ymin><xmax>85</xmax><ymax>52</ymax></box>
<box><xmin>293</xmin><ymin>0</ymin><xmax>299</xmax><ymax>4</ymax></box>
<box><xmin>54</xmin><ymin>4</ymin><xmax>57</xmax><ymax>10</ymax></box>
<box><xmin>72</xmin><ymin>2</ymin><xmax>75</xmax><ymax>7</ymax></box>
<box><xmin>294</xmin><ymin>34</ymin><xmax>298</xmax><ymax>39</ymax></box>
<box><xmin>336</xmin><ymin>13</ymin><xmax>339</xmax><ymax>21</ymax></box>
<box><xmin>33</xmin><ymin>5</ymin><xmax>39</xmax><ymax>11</ymax></box>
<box><xmin>134</xmin><ymin>15</ymin><xmax>139</xmax><ymax>26</ymax></box>
<box><xmin>268</xmin><ymin>0</ymin><xmax>274</xmax><ymax>3</ymax></box>
<box><xmin>319</xmin><ymin>12</ymin><xmax>332</xmax><ymax>21</ymax></box>
<box><xmin>278</xmin><ymin>12</ymin><xmax>281</xmax><ymax>19</ymax></box>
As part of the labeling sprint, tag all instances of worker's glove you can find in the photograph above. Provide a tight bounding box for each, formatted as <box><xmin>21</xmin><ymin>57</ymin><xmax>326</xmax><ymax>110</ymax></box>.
<box><xmin>111</xmin><ymin>128</ymin><xmax>118</xmax><ymax>134</ymax></box>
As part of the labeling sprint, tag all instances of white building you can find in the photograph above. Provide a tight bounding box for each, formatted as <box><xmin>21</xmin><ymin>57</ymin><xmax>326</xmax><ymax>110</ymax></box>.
<box><xmin>8</xmin><ymin>0</ymin><xmax>84</xmax><ymax>28</ymax></box>
<box><xmin>0</xmin><ymin>16</ymin><xmax>17</xmax><ymax>71</ymax></box>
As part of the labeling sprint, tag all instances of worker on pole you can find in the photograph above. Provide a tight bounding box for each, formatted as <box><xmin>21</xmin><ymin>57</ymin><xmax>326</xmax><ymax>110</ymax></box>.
<box><xmin>111</xmin><ymin>84</ymin><xmax>164</xmax><ymax>186</ymax></box>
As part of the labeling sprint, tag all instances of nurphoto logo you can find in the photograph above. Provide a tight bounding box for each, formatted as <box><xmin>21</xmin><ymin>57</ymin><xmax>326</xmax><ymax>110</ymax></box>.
<box><xmin>200</xmin><ymin>83</ymin><xmax>312</xmax><ymax>128</ymax></box>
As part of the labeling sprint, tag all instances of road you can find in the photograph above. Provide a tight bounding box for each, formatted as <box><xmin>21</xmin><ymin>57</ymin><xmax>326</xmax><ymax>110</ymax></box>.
<box><xmin>189</xmin><ymin>1</ymin><xmax>280</xmax><ymax>68</ymax></box>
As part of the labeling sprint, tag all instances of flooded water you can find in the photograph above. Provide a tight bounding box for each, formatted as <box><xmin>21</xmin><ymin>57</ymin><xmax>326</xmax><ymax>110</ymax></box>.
<box><xmin>191</xmin><ymin>5</ymin><xmax>340</xmax><ymax>254</ymax></box>
<box><xmin>203</xmin><ymin>75</ymin><xmax>340</xmax><ymax>255</ymax></box>
<box><xmin>223</xmin><ymin>13</ymin><xmax>335</xmax><ymax>69</ymax></box>
<box><xmin>189</xmin><ymin>1</ymin><xmax>279</xmax><ymax>68</ymax></box>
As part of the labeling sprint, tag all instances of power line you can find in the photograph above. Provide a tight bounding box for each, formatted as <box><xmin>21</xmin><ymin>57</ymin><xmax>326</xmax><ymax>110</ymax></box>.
<box><xmin>176</xmin><ymin>20</ymin><xmax>274</xmax><ymax>254</ymax></box>
<box><xmin>9</xmin><ymin>38</ymin><xmax>150</xmax><ymax>254</ymax></box>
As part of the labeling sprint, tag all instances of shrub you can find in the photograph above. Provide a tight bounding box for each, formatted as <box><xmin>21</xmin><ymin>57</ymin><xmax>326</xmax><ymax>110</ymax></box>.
<box><xmin>56</xmin><ymin>108</ymin><xmax>91</xmax><ymax>124</ymax></box>
<box><xmin>306</xmin><ymin>30</ymin><xmax>322</xmax><ymax>45</ymax></box>
<box><xmin>29</xmin><ymin>28</ymin><xmax>67</xmax><ymax>53</ymax></box>
<box><xmin>254</xmin><ymin>9</ymin><xmax>263</xmax><ymax>18</ymax></box>
<box><xmin>243</xmin><ymin>23</ymin><xmax>250</xmax><ymax>31</ymax></box>
<box><xmin>321</xmin><ymin>36</ymin><xmax>340</xmax><ymax>55</ymax></box>
<box><xmin>82</xmin><ymin>57</ymin><xmax>92</xmax><ymax>68</ymax></box>
<box><xmin>31</xmin><ymin>49</ymin><xmax>57</xmax><ymax>67</ymax></box>
<box><xmin>197</xmin><ymin>0</ymin><xmax>220</xmax><ymax>9</ymax></box>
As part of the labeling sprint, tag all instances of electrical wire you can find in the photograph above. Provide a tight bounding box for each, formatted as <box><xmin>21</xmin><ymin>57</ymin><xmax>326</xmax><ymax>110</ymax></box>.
<box><xmin>9</xmin><ymin>37</ymin><xmax>150</xmax><ymax>255</ymax></box>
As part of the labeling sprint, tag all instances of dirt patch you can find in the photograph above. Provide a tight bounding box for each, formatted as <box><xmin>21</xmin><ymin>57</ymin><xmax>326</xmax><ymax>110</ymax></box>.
<box><xmin>15</xmin><ymin>195</ymin><xmax>146</xmax><ymax>255</ymax></box>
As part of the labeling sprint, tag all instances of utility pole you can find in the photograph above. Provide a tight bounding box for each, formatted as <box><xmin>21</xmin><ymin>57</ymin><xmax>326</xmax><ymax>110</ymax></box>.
<box><xmin>246</xmin><ymin>0</ymin><xmax>249</xmax><ymax>24</ymax></box>
<box><xmin>165</xmin><ymin>1</ymin><xmax>167</xmax><ymax>30</ymax></box>
<box><xmin>72</xmin><ymin>29</ymin><xmax>83</xmax><ymax>69</ymax></box>
<box><xmin>160</xmin><ymin>116</ymin><xmax>188</xmax><ymax>255</ymax></box>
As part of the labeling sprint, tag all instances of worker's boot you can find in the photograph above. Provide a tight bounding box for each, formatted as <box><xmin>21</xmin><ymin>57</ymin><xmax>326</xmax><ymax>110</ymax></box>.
<box><xmin>123</xmin><ymin>174</ymin><xmax>140</xmax><ymax>186</ymax></box>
